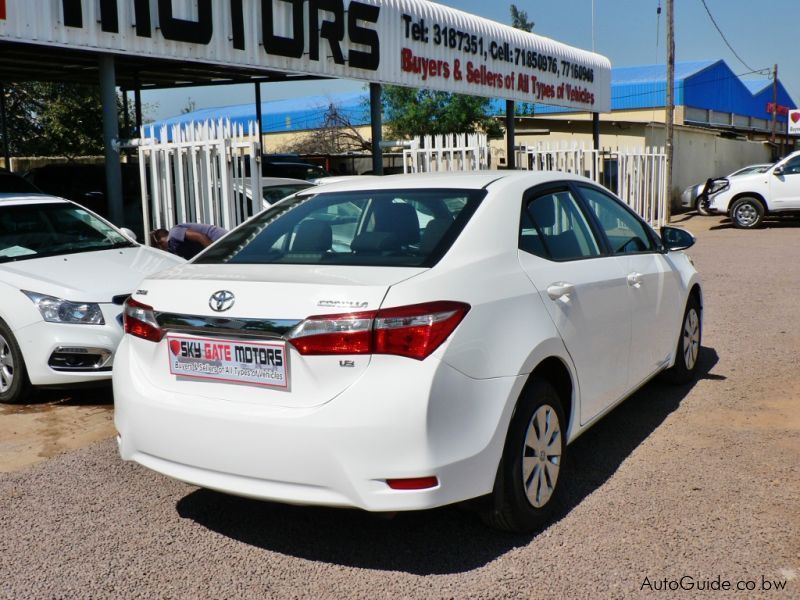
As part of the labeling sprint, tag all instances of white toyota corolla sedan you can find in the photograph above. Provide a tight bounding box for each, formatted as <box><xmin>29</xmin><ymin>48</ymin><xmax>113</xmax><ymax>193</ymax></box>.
<box><xmin>114</xmin><ymin>171</ymin><xmax>702</xmax><ymax>531</ymax></box>
<box><xmin>0</xmin><ymin>181</ymin><xmax>184</xmax><ymax>404</ymax></box>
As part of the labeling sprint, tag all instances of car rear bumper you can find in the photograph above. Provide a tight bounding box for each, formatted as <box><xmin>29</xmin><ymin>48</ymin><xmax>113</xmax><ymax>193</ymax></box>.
<box><xmin>113</xmin><ymin>337</ymin><xmax>522</xmax><ymax>511</ymax></box>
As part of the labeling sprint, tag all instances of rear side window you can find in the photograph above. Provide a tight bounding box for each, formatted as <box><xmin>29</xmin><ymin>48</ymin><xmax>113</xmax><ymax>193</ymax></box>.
<box><xmin>195</xmin><ymin>188</ymin><xmax>485</xmax><ymax>267</ymax></box>
<box><xmin>522</xmin><ymin>190</ymin><xmax>600</xmax><ymax>261</ymax></box>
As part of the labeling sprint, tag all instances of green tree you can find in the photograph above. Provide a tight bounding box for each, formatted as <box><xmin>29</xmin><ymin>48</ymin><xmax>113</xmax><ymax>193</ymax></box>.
<box><xmin>510</xmin><ymin>4</ymin><xmax>535</xmax><ymax>32</ymax></box>
<box><xmin>382</xmin><ymin>86</ymin><xmax>503</xmax><ymax>139</ymax></box>
<box><xmin>2</xmin><ymin>82</ymin><xmax>134</xmax><ymax>159</ymax></box>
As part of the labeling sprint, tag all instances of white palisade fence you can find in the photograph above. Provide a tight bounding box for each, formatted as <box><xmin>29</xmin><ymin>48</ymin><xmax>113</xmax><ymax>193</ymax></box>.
<box><xmin>403</xmin><ymin>133</ymin><xmax>489</xmax><ymax>173</ymax></box>
<box><xmin>135</xmin><ymin>119</ymin><xmax>262</xmax><ymax>244</ymax></box>
<box><xmin>520</xmin><ymin>142</ymin><xmax>668</xmax><ymax>226</ymax></box>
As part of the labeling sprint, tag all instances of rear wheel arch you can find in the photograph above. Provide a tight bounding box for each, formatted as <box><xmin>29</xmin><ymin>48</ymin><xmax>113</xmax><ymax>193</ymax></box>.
<box><xmin>521</xmin><ymin>356</ymin><xmax>574</xmax><ymax>437</ymax></box>
<box><xmin>482</xmin><ymin>359</ymin><xmax>573</xmax><ymax>531</ymax></box>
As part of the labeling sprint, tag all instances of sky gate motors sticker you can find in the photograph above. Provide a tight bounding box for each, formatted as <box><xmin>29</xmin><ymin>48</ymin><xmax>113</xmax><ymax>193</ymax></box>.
<box><xmin>167</xmin><ymin>335</ymin><xmax>288</xmax><ymax>390</ymax></box>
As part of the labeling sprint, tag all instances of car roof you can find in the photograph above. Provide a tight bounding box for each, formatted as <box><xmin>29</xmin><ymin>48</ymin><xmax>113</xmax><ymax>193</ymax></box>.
<box><xmin>298</xmin><ymin>170</ymin><xmax>593</xmax><ymax>194</ymax></box>
<box><xmin>260</xmin><ymin>177</ymin><xmax>315</xmax><ymax>186</ymax></box>
<box><xmin>0</xmin><ymin>193</ymin><xmax>69</xmax><ymax>206</ymax></box>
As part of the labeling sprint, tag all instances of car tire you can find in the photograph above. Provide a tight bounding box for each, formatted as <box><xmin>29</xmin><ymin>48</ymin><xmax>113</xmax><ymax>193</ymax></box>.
<box><xmin>696</xmin><ymin>195</ymin><xmax>712</xmax><ymax>217</ymax></box>
<box><xmin>481</xmin><ymin>379</ymin><xmax>566</xmax><ymax>533</ymax></box>
<box><xmin>661</xmin><ymin>295</ymin><xmax>702</xmax><ymax>385</ymax></box>
<box><xmin>730</xmin><ymin>197</ymin><xmax>765</xmax><ymax>229</ymax></box>
<box><xmin>0</xmin><ymin>319</ymin><xmax>32</xmax><ymax>405</ymax></box>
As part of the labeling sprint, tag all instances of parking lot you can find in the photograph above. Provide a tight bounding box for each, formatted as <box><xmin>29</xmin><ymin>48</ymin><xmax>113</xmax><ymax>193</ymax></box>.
<box><xmin>1</xmin><ymin>213</ymin><xmax>798</xmax><ymax>598</ymax></box>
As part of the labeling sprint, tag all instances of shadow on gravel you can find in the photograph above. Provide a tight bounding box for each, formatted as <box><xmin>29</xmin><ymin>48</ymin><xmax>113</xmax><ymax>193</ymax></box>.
<box><xmin>0</xmin><ymin>384</ymin><xmax>112</xmax><ymax>415</ymax></box>
<box><xmin>177</xmin><ymin>347</ymin><xmax>719</xmax><ymax>576</ymax></box>
<box><xmin>710</xmin><ymin>217</ymin><xmax>800</xmax><ymax>230</ymax></box>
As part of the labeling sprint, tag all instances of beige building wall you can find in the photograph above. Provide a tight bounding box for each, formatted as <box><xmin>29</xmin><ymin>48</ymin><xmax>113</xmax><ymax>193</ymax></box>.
<box><xmin>261</xmin><ymin>125</ymin><xmax>375</xmax><ymax>153</ymax></box>
<box><xmin>644</xmin><ymin>126</ymin><xmax>771</xmax><ymax>199</ymax></box>
<box><xmin>491</xmin><ymin>116</ymin><xmax>771</xmax><ymax>206</ymax></box>
<box><xmin>538</xmin><ymin>106</ymin><xmax>684</xmax><ymax>125</ymax></box>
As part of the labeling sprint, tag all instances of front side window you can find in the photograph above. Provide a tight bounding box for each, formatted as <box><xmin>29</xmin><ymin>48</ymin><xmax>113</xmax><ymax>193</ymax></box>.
<box><xmin>195</xmin><ymin>188</ymin><xmax>484</xmax><ymax>267</ymax></box>
<box><xmin>521</xmin><ymin>190</ymin><xmax>601</xmax><ymax>261</ymax></box>
<box><xmin>0</xmin><ymin>202</ymin><xmax>133</xmax><ymax>262</ymax></box>
<box><xmin>780</xmin><ymin>156</ymin><xmax>800</xmax><ymax>175</ymax></box>
<box><xmin>578</xmin><ymin>186</ymin><xmax>656</xmax><ymax>254</ymax></box>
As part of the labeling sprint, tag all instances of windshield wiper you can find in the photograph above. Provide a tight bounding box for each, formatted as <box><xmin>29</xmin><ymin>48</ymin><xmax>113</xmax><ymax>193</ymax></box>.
<box><xmin>107</xmin><ymin>240</ymin><xmax>137</xmax><ymax>249</ymax></box>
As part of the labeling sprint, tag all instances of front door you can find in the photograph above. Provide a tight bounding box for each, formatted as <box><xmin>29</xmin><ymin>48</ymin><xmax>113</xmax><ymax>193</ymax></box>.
<box><xmin>576</xmin><ymin>185</ymin><xmax>683</xmax><ymax>386</ymax></box>
<box><xmin>769</xmin><ymin>155</ymin><xmax>800</xmax><ymax>210</ymax></box>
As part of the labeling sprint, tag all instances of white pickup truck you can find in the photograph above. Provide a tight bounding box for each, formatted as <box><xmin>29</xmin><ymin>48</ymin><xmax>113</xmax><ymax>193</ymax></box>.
<box><xmin>707</xmin><ymin>150</ymin><xmax>800</xmax><ymax>228</ymax></box>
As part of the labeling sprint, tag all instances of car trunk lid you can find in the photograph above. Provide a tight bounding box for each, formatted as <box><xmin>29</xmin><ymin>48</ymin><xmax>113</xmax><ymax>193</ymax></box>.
<box><xmin>129</xmin><ymin>264</ymin><xmax>424</xmax><ymax>408</ymax></box>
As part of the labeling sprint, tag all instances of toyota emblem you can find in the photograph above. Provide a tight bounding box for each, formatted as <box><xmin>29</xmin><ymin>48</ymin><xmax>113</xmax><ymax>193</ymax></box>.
<box><xmin>209</xmin><ymin>290</ymin><xmax>235</xmax><ymax>312</ymax></box>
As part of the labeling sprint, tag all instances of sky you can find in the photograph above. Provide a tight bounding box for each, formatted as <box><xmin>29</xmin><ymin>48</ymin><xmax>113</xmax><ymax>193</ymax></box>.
<box><xmin>143</xmin><ymin>0</ymin><xmax>800</xmax><ymax>122</ymax></box>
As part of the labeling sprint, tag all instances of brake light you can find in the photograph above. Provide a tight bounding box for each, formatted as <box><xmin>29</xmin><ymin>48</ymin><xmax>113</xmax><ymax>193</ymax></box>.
<box><xmin>123</xmin><ymin>298</ymin><xmax>163</xmax><ymax>342</ymax></box>
<box><xmin>285</xmin><ymin>311</ymin><xmax>376</xmax><ymax>355</ymax></box>
<box><xmin>373</xmin><ymin>301</ymin><xmax>470</xmax><ymax>360</ymax></box>
<box><xmin>287</xmin><ymin>301</ymin><xmax>469</xmax><ymax>360</ymax></box>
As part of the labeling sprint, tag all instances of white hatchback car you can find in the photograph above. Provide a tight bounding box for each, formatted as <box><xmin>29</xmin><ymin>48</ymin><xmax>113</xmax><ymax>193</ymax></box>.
<box><xmin>0</xmin><ymin>182</ymin><xmax>184</xmax><ymax>404</ymax></box>
<box><xmin>114</xmin><ymin>172</ymin><xmax>702</xmax><ymax>531</ymax></box>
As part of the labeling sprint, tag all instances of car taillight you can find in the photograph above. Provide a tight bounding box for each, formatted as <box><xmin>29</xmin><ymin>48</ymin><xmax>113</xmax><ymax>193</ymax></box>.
<box><xmin>287</xmin><ymin>301</ymin><xmax>469</xmax><ymax>360</ymax></box>
<box><xmin>285</xmin><ymin>311</ymin><xmax>376</xmax><ymax>355</ymax></box>
<box><xmin>373</xmin><ymin>301</ymin><xmax>470</xmax><ymax>360</ymax></box>
<box><xmin>123</xmin><ymin>298</ymin><xmax>163</xmax><ymax>342</ymax></box>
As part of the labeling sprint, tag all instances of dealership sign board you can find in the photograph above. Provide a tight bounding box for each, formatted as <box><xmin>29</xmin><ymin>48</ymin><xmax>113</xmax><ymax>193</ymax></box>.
<box><xmin>788</xmin><ymin>110</ymin><xmax>800</xmax><ymax>136</ymax></box>
<box><xmin>0</xmin><ymin>0</ymin><xmax>611</xmax><ymax>111</ymax></box>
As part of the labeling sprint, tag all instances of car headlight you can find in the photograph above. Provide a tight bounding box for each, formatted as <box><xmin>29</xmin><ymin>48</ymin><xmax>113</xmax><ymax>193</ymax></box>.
<box><xmin>706</xmin><ymin>178</ymin><xmax>729</xmax><ymax>196</ymax></box>
<box><xmin>22</xmin><ymin>291</ymin><xmax>105</xmax><ymax>325</ymax></box>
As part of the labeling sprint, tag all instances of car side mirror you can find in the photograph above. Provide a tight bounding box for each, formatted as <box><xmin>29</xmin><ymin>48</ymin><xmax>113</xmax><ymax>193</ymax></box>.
<box><xmin>119</xmin><ymin>227</ymin><xmax>138</xmax><ymax>242</ymax></box>
<box><xmin>661</xmin><ymin>226</ymin><xmax>695</xmax><ymax>251</ymax></box>
<box><xmin>773</xmin><ymin>166</ymin><xmax>784</xmax><ymax>177</ymax></box>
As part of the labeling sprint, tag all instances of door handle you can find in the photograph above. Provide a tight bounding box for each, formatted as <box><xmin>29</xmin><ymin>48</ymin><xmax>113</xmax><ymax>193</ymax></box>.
<box><xmin>546</xmin><ymin>282</ymin><xmax>575</xmax><ymax>301</ymax></box>
<box><xmin>627</xmin><ymin>272</ymin><xmax>643</xmax><ymax>288</ymax></box>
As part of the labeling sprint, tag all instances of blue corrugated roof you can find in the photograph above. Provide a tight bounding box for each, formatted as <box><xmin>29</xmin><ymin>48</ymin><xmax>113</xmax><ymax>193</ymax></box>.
<box><xmin>148</xmin><ymin>60</ymin><xmax>796</xmax><ymax>134</ymax></box>
<box><xmin>146</xmin><ymin>90</ymin><xmax>369</xmax><ymax>137</ymax></box>
<box><xmin>611</xmin><ymin>60</ymin><xmax>716</xmax><ymax>84</ymax></box>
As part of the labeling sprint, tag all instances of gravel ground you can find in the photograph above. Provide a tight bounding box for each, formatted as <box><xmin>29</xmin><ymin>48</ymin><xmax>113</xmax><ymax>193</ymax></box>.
<box><xmin>1</xmin><ymin>215</ymin><xmax>798</xmax><ymax>598</ymax></box>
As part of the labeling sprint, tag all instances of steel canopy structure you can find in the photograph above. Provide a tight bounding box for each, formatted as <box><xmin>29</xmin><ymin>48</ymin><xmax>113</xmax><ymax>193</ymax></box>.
<box><xmin>0</xmin><ymin>0</ymin><xmax>611</xmax><ymax>227</ymax></box>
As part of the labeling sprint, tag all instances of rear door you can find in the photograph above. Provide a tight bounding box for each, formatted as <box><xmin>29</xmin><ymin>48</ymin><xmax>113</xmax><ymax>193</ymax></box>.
<box><xmin>517</xmin><ymin>185</ymin><xmax>633</xmax><ymax>425</ymax></box>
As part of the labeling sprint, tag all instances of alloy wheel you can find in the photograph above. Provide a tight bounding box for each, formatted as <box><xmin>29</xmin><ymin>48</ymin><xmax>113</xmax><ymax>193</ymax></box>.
<box><xmin>522</xmin><ymin>404</ymin><xmax>562</xmax><ymax>508</ymax></box>
<box><xmin>683</xmin><ymin>308</ymin><xmax>700</xmax><ymax>370</ymax></box>
<box><xmin>734</xmin><ymin>203</ymin><xmax>758</xmax><ymax>227</ymax></box>
<box><xmin>0</xmin><ymin>333</ymin><xmax>14</xmax><ymax>394</ymax></box>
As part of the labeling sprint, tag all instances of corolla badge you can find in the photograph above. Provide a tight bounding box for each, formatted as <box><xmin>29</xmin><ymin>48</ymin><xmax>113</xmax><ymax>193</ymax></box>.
<box><xmin>317</xmin><ymin>300</ymin><xmax>369</xmax><ymax>309</ymax></box>
<box><xmin>209</xmin><ymin>290</ymin><xmax>235</xmax><ymax>312</ymax></box>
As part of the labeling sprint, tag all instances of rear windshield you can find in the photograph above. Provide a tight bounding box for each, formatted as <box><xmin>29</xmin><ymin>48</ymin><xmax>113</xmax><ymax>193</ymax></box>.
<box><xmin>195</xmin><ymin>188</ymin><xmax>485</xmax><ymax>267</ymax></box>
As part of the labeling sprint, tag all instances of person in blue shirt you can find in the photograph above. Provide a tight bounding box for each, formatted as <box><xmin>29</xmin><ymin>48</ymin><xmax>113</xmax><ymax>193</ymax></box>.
<box><xmin>150</xmin><ymin>223</ymin><xmax>227</xmax><ymax>259</ymax></box>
